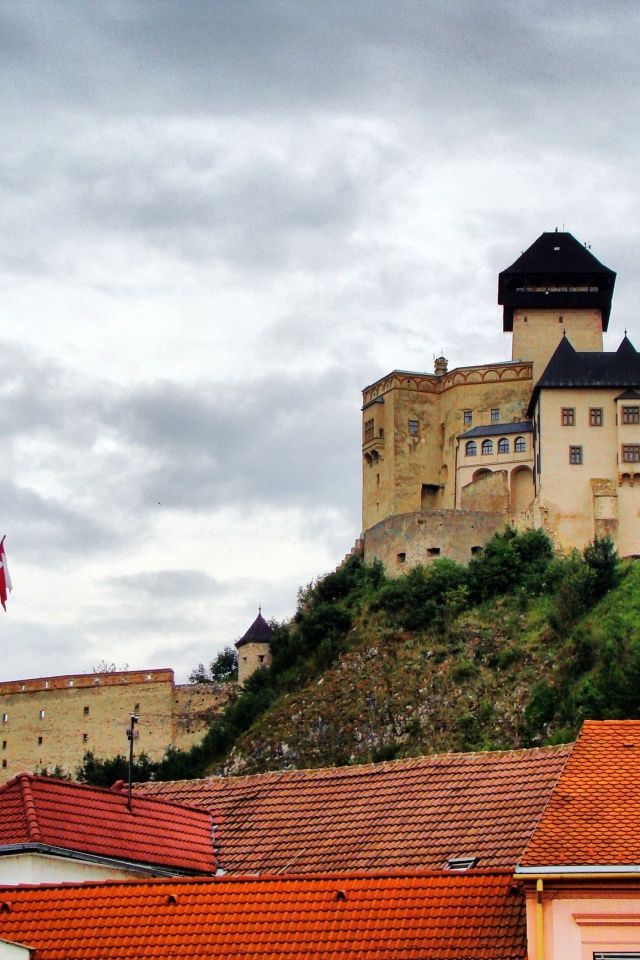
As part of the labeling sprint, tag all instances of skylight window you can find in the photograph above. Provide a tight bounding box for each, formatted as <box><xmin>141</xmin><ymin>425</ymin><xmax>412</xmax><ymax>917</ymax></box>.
<box><xmin>446</xmin><ymin>856</ymin><xmax>479</xmax><ymax>870</ymax></box>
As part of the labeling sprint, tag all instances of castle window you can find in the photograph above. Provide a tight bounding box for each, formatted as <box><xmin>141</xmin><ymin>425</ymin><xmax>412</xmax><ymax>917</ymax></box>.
<box><xmin>397</xmin><ymin>552</ymin><xmax>406</xmax><ymax>564</ymax></box>
<box><xmin>409</xmin><ymin>420</ymin><xmax>419</xmax><ymax>436</ymax></box>
<box><xmin>498</xmin><ymin>438</ymin><xmax>510</xmax><ymax>454</ymax></box>
<box><xmin>83</xmin><ymin>706</ymin><xmax>89</xmax><ymax>716</ymax></box>
<box><xmin>470</xmin><ymin>546</ymin><xmax>483</xmax><ymax>555</ymax></box>
<box><xmin>465</xmin><ymin>441</ymin><xmax>477</xmax><ymax>457</ymax></box>
<box><xmin>622</xmin><ymin>444</ymin><xmax>640</xmax><ymax>463</ymax></box>
<box><xmin>134</xmin><ymin>703</ymin><xmax>140</xmax><ymax>712</ymax></box>
<box><xmin>623</xmin><ymin>406</ymin><xmax>640</xmax><ymax>424</ymax></box>
<box><xmin>491</xmin><ymin>408</ymin><xmax>500</xmax><ymax>423</ymax></box>
<box><xmin>379</xmin><ymin>427</ymin><xmax>384</xmax><ymax>438</ymax></box>
<box><xmin>562</xmin><ymin>407</ymin><xmax>575</xmax><ymax>426</ymax></box>
<box><xmin>481</xmin><ymin>439</ymin><xmax>493</xmax><ymax>455</ymax></box>
<box><xmin>427</xmin><ymin>547</ymin><xmax>441</xmax><ymax>556</ymax></box>
<box><xmin>590</xmin><ymin>407</ymin><xmax>603</xmax><ymax>426</ymax></box>
<box><xmin>83</xmin><ymin>733</ymin><xmax>89</xmax><ymax>742</ymax></box>
<box><xmin>1</xmin><ymin>760</ymin><xmax>6</xmax><ymax>769</ymax></box>
<box><xmin>364</xmin><ymin>419</ymin><xmax>374</xmax><ymax>442</ymax></box>
<box><xmin>39</xmin><ymin>710</ymin><xmax>45</xmax><ymax>719</ymax></box>
<box><xmin>38</xmin><ymin>736</ymin><xmax>43</xmax><ymax>745</ymax></box>
<box><xmin>258</xmin><ymin>655</ymin><xmax>265</xmax><ymax>663</ymax></box>
<box><xmin>463</xmin><ymin>411</ymin><xmax>472</xmax><ymax>426</ymax></box>
<box><xmin>2</xmin><ymin>742</ymin><xmax>5</xmax><ymax>750</ymax></box>
<box><xmin>514</xmin><ymin>436</ymin><xmax>526</xmax><ymax>452</ymax></box>
<box><xmin>2</xmin><ymin>715</ymin><xmax>7</xmax><ymax>723</ymax></box>
<box><xmin>569</xmin><ymin>445</ymin><xmax>583</xmax><ymax>464</ymax></box>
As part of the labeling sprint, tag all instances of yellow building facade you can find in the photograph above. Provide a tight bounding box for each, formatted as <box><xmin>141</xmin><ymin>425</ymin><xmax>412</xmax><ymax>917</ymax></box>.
<box><xmin>361</xmin><ymin>230</ymin><xmax>640</xmax><ymax>572</ymax></box>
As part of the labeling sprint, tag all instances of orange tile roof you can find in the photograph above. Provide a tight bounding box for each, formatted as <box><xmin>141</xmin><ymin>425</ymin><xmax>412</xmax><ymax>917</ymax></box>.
<box><xmin>0</xmin><ymin>869</ymin><xmax>526</xmax><ymax>959</ymax></box>
<box><xmin>520</xmin><ymin>720</ymin><xmax>640</xmax><ymax>868</ymax></box>
<box><xmin>0</xmin><ymin>775</ymin><xmax>216</xmax><ymax>874</ymax></box>
<box><xmin>138</xmin><ymin>745</ymin><xmax>570</xmax><ymax>874</ymax></box>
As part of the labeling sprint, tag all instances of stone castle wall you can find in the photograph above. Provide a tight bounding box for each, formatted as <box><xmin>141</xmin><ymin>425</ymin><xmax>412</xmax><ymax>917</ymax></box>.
<box><xmin>364</xmin><ymin>509</ymin><xmax>506</xmax><ymax>575</ymax></box>
<box><xmin>0</xmin><ymin>669</ymin><xmax>230</xmax><ymax>784</ymax></box>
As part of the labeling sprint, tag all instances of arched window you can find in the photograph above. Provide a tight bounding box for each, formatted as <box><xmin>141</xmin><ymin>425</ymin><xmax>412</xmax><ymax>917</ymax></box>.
<box><xmin>514</xmin><ymin>436</ymin><xmax>526</xmax><ymax>453</ymax></box>
<box><xmin>498</xmin><ymin>438</ymin><xmax>509</xmax><ymax>454</ymax></box>
<box><xmin>481</xmin><ymin>439</ymin><xmax>493</xmax><ymax>455</ymax></box>
<box><xmin>465</xmin><ymin>441</ymin><xmax>477</xmax><ymax>456</ymax></box>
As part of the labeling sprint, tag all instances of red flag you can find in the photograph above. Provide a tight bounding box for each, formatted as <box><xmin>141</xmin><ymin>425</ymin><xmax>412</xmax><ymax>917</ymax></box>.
<box><xmin>0</xmin><ymin>537</ymin><xmax>12</xmax><ymax>611</ymax></box>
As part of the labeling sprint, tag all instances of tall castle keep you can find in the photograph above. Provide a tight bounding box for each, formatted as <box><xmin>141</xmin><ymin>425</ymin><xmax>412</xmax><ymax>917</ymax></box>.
<box><xmin>361</xmin><ymin>231</ymin><xmax>640</xmax><ymax>573</ymax></box>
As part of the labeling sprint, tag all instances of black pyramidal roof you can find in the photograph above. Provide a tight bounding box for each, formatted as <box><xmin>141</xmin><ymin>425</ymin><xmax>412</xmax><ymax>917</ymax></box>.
<box><xmin>527</xmin><ymin>335</ymin><xmax>640</xmax><ymax>416</ymax></box>
<box><xmin>235</xmin><ymin>611</ymin><xmax>273</xmax><ymax>649</ymax></box>
<box><xmin>499</xmin><ymin>232</ymin><xmax>616</xmax><ymax>332</ymax></box>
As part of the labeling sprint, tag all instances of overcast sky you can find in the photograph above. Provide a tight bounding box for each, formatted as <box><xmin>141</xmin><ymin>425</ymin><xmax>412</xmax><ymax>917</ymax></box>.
<box><xmin>2</xmin><ymin>0</ymin><xmax>640</xmax><ymax>683</ymax></box>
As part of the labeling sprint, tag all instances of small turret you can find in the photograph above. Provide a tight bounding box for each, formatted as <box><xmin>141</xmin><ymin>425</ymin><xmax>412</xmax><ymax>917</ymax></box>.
<box><xmin>434</xmin><ymin>356</ymin><xmax>448</xmax><ymax>376</ymax></box>
<box><xmin>235</xmin><ymin>609</ymin><xmax>273</xmax><ymax>684</ymax></box>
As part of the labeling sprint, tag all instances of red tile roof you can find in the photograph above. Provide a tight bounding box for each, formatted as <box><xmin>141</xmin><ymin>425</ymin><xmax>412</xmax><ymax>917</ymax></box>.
<box><xmin>520</xmin><ymin>720</ymin><xmax>640</xmax><ymax>868</ymax></box>
<box><xmin>138</xmin><ymin>745</ymin><xmax>570</xmax><ymax>874</ymax></box>
<box><xmin>0</xmin><ymin>869</ymin><xmax>526</xmax><ymax>959</ymax></box>
<box><xmin>0</xmin><ymin>775</ymin><xmax>216</xmax><ymax>875</ymax></box>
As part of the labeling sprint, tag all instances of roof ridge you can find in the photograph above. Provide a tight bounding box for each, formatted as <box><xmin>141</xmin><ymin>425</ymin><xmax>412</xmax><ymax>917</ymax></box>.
<box><xmin>138</xmin><ymin>742</ymin><xmax>573</xmax><ymax>790</ymax></box>
<box><xmin>0</xmin><ymin>866</ymin><xmax>517</xmax><ymax>893</ymax></box>
<box><xmin>517</xmin><ymin>735</ymin><xmax>578</xmax><ymax>867</ymax></box>
<box><xmin>17</xmin><ymin>774</ymin><xmax>42</xmax><ymax>842</ymax></box>
<box><xmin>24</xmin><ymin>774</ymin><xmax>213</xmax><ymax>816</ymax></box>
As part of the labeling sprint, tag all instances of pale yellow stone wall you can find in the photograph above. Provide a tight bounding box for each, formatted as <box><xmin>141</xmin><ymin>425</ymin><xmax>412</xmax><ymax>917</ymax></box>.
<box><xmin>0</xmin><ymin>669</ymin><xmax>230</xmax><ymax>784</ymax></box>
<box><xmin>533</xmin><ymin>387</ymin><xmax>640</xmax><ymax>554</ymax></box>
<box><xmin>362</xmin><ymin>362</ymin><xmax>533</xmax><ymax>533</ymax></box>
<box><xmin>237</xmin><ymin>642</ymin><xmax>272</xmax><ymax>685</ymax></box>
<box><xmin>172</xmin><ymin>683</ymin><xmax>231</xmax><ymax>751</ymax></box>
<box><xmin>512</xmin><ymin>308</ymin><xmax>603</xmax><ymax>382</ymax></box>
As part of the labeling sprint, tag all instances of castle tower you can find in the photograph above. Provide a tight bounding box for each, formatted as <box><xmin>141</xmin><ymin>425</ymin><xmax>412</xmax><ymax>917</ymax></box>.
<box><xmin>498</xmin><ymin>231</ymin><xmax>616</xmax><ymax>381</ymax></box>
<box><xmin>235</xmin><ymin>610</ymin><xmax>273</xmax><ymax>685</ymax></box>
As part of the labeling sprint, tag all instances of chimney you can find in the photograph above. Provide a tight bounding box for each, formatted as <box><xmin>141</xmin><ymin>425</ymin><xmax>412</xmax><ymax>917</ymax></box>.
<box><xmin>434</xmin><ymin>356</ymin><xmax>448</xmax><ymax>376</ymax></box>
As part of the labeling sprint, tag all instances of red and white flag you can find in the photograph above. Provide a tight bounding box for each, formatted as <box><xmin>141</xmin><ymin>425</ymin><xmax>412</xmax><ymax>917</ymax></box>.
<box><xmin>0</xmin><ymin>537</ymin><xmax>12</xmax><ymax>611</ymax></box>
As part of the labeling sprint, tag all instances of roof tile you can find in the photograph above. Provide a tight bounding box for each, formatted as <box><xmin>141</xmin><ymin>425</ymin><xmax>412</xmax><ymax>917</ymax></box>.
<box><xmin>0</xmin><ymin>775</ymin><xmax>216</xmax><ymax>874</ymax></box>
<box><xmin>521</xmin><ymin>720</ymin><xmax>640</xmax><ymax>867</ymax></box>
<box><xmin>138</xmin><ymin>745</ymin><xmax>570</xmax><ymax>874</ymax></box>
<box><xmin>0</xmin><ymin>869</ymin><xmax>526</xmax><ymax>959</ymax></box>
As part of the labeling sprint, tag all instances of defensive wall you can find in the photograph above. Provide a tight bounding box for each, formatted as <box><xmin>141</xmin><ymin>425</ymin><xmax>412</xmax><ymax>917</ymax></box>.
<box><xmin>0</xmin><ymin>668</ymin><xmax>230</xmax><ymax>784</ymax></box>
<box><xmin>364</xmin><ymin>509</ymin><xmax>506</xmax><ymax>575</ymax></box>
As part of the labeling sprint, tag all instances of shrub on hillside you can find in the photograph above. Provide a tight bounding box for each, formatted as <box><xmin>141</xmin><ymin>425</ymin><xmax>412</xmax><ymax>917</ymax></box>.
<box><xmin>467</xmin><ymin>527</ymin><xmax>554</xmax><ymax>602</ymax></box>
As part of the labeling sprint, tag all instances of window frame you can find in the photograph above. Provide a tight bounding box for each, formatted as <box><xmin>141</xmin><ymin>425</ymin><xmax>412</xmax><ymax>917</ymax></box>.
<box><xmin>408</xmin><ymin>419</ymin><xmax>419</xmax><ymax>436</ymax></box>
<box><xmin>491</xmin><ymin>408</ymin><xmax>500</xmax><ymax>423</ymax></box>
<box><xmin>463</xmin><ymin>410</ymin><xmax>472</xmax><ymax>426</ymax></box>
<box><xmin>514</xmin><ymin>436</ymin><xmax>526</xmax><ymax>453</ymax></box>
<box><xmin>622</xmin><ymin>444</ymin><xmax>640</xmax><ymax>463</ymax></box>
<box><xmin>465</xmin><ymin>440</ymin><xmax>477</xmax><ymax>457</ymax></box>
<box><xmin>622</xmin><ymin>405</ymin><xmax>640</xmax><ymax>424</ymax></box>
<box><xmin>481</xmin><ymin>439</ymin><xmax>494</xmax><ymax>456</ymax></box>
<box><xmin>364</xmin><ymin>418</ymin><xmax>374</xmax><ymax>442</ymax></box>
<box><xmin>497</xmin><ymin>438</ymin><xmax>510</xmax><ymax>454</ymax></box>
<box><xmin>562</xmin><ymin>407</ymin><xmax>576</xmax><ymax>426</ymax></box>
<box><xmin>590</xmin><ymin>407</ymin><xmax>603</xmax><ymax>426</ymax></box>
<box><xmin>569</xmin><ymin>445</ymin><xmax>583</xmax><ymax>465</ymax></box>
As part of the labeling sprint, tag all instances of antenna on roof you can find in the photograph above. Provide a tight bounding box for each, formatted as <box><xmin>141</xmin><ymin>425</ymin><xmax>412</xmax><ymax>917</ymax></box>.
<box><xmin>126</xmin><ymin>713</ymin><xmax>139</xmax><ymax>811</ymax></box>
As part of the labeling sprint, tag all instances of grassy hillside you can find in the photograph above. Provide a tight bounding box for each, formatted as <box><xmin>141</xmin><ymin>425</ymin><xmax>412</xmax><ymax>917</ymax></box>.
<box><xmin>79</xmin><ymin>529</ymin><xmax>640</xmax><ymax>784</ymax></box>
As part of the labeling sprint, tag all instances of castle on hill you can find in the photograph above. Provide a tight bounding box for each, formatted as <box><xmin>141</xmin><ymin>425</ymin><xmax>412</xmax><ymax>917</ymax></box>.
<box><xmin>361</xmin><ymin>230</ymin><xmax>640</xmax><ymax>572</ymax></box>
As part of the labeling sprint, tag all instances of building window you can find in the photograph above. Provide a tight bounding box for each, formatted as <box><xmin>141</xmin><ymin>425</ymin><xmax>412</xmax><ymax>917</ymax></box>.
<box><xmin>463</xmin><ymin>411</ymin><xmax>472</xmax><ymax>426</ymax></box>
<box><xmin>364</xmin><ymin>418</ymin><xmax>374</xmax><ymax>442</ymax></box>
<box><xmin>465</xmin><ymin>441</ymin><xmax>477</xmax><ymax>456</ymax></box>
<box><xmin>497</xmin><ymin>438</ymin><xmax>510</xmax><ymax>454</ymax></box>
<box><xmin>569</xmin><ymin>445</ymin><xmax>583</xmax><ymax>464</ymax></box>
<box><xmin>622</xmin><ymin>406</ymin><xmax>640</xmax><ymax>424</ymax></box>
<box><xmin>2</xmin><ymin>715</ymin><xmax>7</xmax><ymax>723</ymax></box>
<box><xmin>82</xmin><ymin>733</ymin><xmax>89</xmax><ymax>742</ymax></box>
<box><xmin>83</xmin><ymin>706</ymin><xmax>89</xmax><ymax>715</ymax></box>
<box><xmin>39</xmin><ymin>710</ymin><xmax>45</xmax><ymax>719</ymax></box>
<box><xmin>481</xmin><ymin>439</ymin><xmax>494</xmax><ymax>455</ymax></box>
<box><xmin>562</xmin><ymin>407</ymin><xmax>575</xmax><ymax>426</ymax></box>
<box><xmin>258</xmin><ymin>655</ymin><xmax>265</xmax><ymax>663</ymax></box>
<box><xmin>409</xmin><ymin>420</ymin><xmax>419</xmax><ymax>436</ymax></box>
<box><xmin>491</xmin><ymin>408</ymin><xmax>500</xmax><ymax>422</ymax></box>
<box><xmin>427</xmin><ymin>547</ymin><xmax>441</xmax><ymax>556</ymax></box>
<box><xmin>38</xmin><ymin>736</ymin><xmax>43</xmax><ymax>745</ymax></box>
<box><xmin>514</xmin><ymin>436</ymin><xmax>526</xmax><ymax>452</ymax></box>
<box><xmin>2</xmin><ymin>741</ymin><xmax>6</xmax><ymax>750</ymax></box>
<box><xmin>622</xmin><ymin>444</ymin><xmax>640</xmax><ymax>463</ymax></box>
<box><xmin>1</xmin><ymin>760</ymin><xmax>6</xmax><ymax>769</ymax></box>
<box><xmin>470</xmin><ymin>546</ymin><xmax>483</xmax><ymax>555</ymax></box>
<box><xmin>590</xmin><ymin>407</ymin><xmax>603</xmax><ymax>426</ymax></box>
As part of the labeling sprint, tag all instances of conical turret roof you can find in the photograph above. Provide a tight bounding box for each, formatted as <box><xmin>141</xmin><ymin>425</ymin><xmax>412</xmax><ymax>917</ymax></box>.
<box><xmin>235</xmin><ymin>610</ymin><xmax>273</xmax><ymax>649</ymax></box>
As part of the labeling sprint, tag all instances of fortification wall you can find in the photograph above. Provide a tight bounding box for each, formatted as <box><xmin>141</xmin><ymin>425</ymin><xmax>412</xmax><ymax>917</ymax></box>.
<box><xmin>0</xmin><ymin>669</ymin><xmax>231</xmax><ymax>784</ymax></box>
<box><xmin>172</xmin><ymin>682</ymin><xmax>231</xmax><ymax>751</ymax></box>
<box><xmin>364</xmin><ymin>509</ymin><xmax>506</xmax><ymax>575</ymax></box>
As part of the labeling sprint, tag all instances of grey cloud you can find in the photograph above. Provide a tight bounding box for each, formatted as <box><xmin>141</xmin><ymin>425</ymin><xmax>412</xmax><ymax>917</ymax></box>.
<box><xmin>112</xmin><ymin>569</ymin><xmax>224</xmax><ymax>601</ymax></box>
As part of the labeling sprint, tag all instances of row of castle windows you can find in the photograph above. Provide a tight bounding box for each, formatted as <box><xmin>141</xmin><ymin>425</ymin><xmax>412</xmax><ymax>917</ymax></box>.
<box><xmin>562</xmin><ymin>405</ymin><xmax>640</xmax><ymax>427</ymax></box>
<box><xmin>568</xmin><ymin>444</ymin><xmax>640</xmax><ymax>465</ymax></box>
<box><xmin>1</xmin><ymin>702</ymin><xmax>140</xmax><ymax>723</ymax></box>
<box><xmin>463</xmin><ymin>409</ymin><xmax>501</xmax><ymax>427</ymax></box>
<box><xmin>465</xmin><ymin>437</ymin><xmax>527</xmax><ymax>457</ymax></box>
